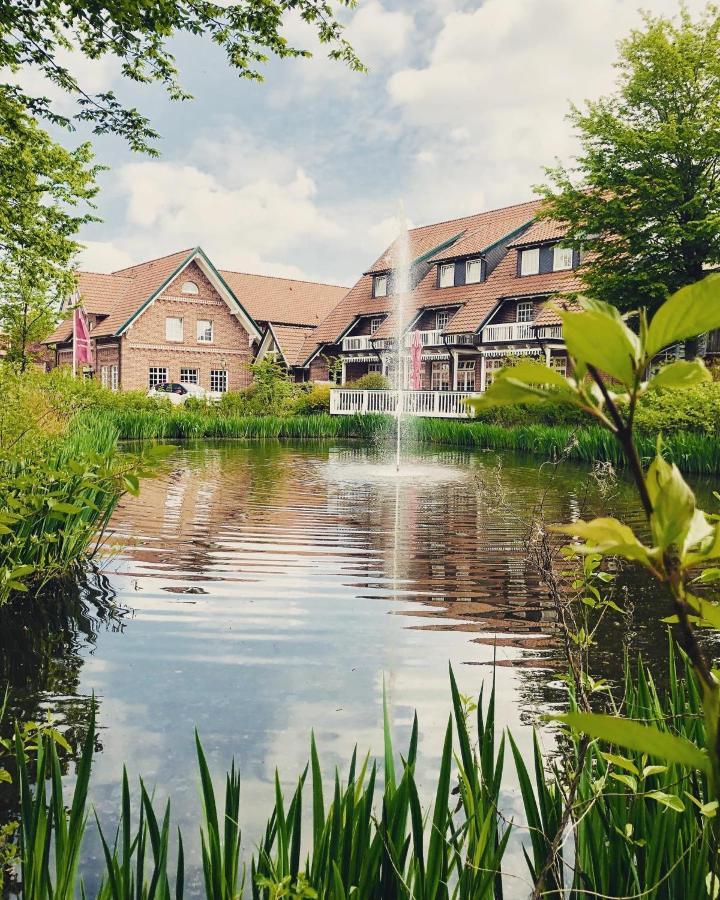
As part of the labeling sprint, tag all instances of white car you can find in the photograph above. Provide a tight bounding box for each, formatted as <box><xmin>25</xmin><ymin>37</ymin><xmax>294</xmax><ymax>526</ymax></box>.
<box><xmin>148</xmin><ymin>381</ymin><xmax>209</xmax><ymax>405</ymax></box>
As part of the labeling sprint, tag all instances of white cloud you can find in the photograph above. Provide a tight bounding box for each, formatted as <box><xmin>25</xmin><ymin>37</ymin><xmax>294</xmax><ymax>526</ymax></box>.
<box><xmin>78</xmin><ymin>240</ymin><xmax>135</xmax><ymax>272</ymax></box>
<box><xmin>345</xmin><ymin>1</ymin><xmax>414</xmax><ymax>67</ymax></box>
<box><xmin>389</xmin><ymin>0</ymin><xmax>712</xmax><ymax>216</ymax></box>
<box><xmin>84</xmin><ymin>128</ymin><xmax>349</xmax><ymax>279</ymax></box>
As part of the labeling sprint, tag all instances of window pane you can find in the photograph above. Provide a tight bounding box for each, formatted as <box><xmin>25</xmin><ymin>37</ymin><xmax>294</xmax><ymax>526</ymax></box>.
<box><xmin>466</xmin><ymin>259</ymin><xmax>482</xmax><ymax>284</ymax></box>
<box><xmin>439</xmin><ymin>264</ymin><xmax>455</xmax><ymax>288</ymax></box>
<box><xmin>166</xmin><ymin>317</ymin><xmax>183</xmax><ymax>342</ymax></box>
<box><xmin>553</xmin><ymin>246</ymin><xmax>574</xmax><ymax>271</ymax></box>
<box><xmin>180</xmin><ymin>368</ymin><xmax>199</xmax><ymax>384</ymax></box>
<box><xmin>436</xmin><ymin>310</ymin><xmax>450</xmax><ymax>329</ymax></box>
<box><xmin>520</xmin><ymin>248</ymin><xmax>540</xmax><ymax>276</ymax></box>
<box><xmin>181</xmin><ymin>281</ymin><xmax>199</xmax><ymax>295</ymax></box>
<box><xmin>374</xmin><ymin>275</ymin><xmax>387</xmax><ymax>297</ymax></box>
<box><xmin>431</xmin><ymin>361</ymin><xmax>450</xmax><ymax>390</ymax></box>
<box><xmin>110</xmin><ymin>365</ymin><xmax>118</xmax><ymax>391</ymax></box>
<box><xmin>457</xmin><ymin>360</ymin><xmax>475</xmax><ymax>391</ymax></box>
<box><xmin>197</xmin><ymin>319</ymin><xmax>213</xmax><ymax>342</ymax></box>
<box><xmin>149</xmin><ymin>367</ymin><xmax>168</xmax><ymax>388</ymax></box>
<box><xmin>370</xmin><ymin>317</ymin><xmax>382</xmax><ymax>334</ymax></box>
<box><xmin>516</xmin><ymin>302</ymin><xmax>533</xmax><ymax>323</ymax></box>
<box><xmin>210</xmin><ymin>369</ymin><xmax>227</xmax><ymax>393</ymax></box>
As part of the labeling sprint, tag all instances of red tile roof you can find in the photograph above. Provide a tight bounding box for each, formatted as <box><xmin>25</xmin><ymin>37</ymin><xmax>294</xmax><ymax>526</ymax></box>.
<box><xmin>507</xmin><ymin>219</ymin><xmax>567</xmax><ymax>248</ymax></box>
<box><xmin>269</xmin><ymin>323</ymin><xmax>319</xmax><ymax>367</ymax></box>
<box><xmin>313</xmin><ymin>199</ymin><xmax>576</xmax><ymax>347</ymax></box>
<box><xmin>365</xmin><ymin>199</ymin><xmax>542</xmax><ymax>274</ymax></box>
<box><xmin>44</xmin><ymin>248</ymin><xmax>349</xmax><ymax>345</ymax></box>
<box><xmin>219</xmin><ymin>271</ymin><xmax>347</xmax><ymax>327</ymax></box>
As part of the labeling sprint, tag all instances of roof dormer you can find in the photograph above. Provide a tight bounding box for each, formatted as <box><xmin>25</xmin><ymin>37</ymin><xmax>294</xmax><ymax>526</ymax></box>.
<box><xmin>518</xmin><ymin>242</ymin><xmax>578</xmax><ymax>276</ymax></box>
<box><xmin>436</xmin><ymin>257</ymin><xmax>484</xmax><ymax>289</ymax></box>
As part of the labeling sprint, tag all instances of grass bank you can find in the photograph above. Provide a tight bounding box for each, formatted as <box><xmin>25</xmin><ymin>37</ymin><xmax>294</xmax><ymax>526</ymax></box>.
<box><xmin>88</xmin><ymin>407</ymin><xmax>720</xmax><ymax>476</ymax></box>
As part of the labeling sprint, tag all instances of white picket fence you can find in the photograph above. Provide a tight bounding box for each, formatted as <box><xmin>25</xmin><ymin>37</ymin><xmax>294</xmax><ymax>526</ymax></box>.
<box><xmin>329</xmin><ymin>389</ymin><xmax>479</xmax><ymax>419</ymax></box>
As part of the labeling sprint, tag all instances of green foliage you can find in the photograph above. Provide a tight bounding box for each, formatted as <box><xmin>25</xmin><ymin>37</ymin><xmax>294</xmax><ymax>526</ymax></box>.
<box><xmin>292</xmin><ymin>384</ymin><xmax>332</xmax><ymax>415</ymax></box>
<box><xmin>538</xmin><ymin>5</ymin><xmax>720</xmax><ymax>317</ymax></box>
<box><xmin>0</xmin><ymin>0</ymin><xmax>362</xmax><ymax>153</ymax></box>
<box><xmin>345</xmin><ymin>373</ymin><xmax>391</xmax><ymax>391</ymax></box>
<box><xmin>0</xmin><ymin>92</ymin><xmax>99</xmax><ymax>333</ymax></box>
<box><xmin>474</xmin><ymin>274</ymin><xmax>720</xmax><ymax>867</ymax></box>
<box><xmin>7</xmin><ymin>653</ymin><xmax>719</xmax><ymax>898</ymax></box>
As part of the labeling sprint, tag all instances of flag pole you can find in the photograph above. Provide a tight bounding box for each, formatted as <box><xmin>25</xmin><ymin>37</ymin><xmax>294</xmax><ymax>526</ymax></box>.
<box><xmin>72</xmin><ymin>308</ymin><xmax>77</xmax><ymax>378</ymax></box>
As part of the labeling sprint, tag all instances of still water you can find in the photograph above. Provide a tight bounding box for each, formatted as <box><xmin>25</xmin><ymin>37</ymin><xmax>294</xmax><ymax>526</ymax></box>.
<box><xmin>2</xmin><ymin>440</ymin><xmax>706</xmax><ymax>893</ymax></box>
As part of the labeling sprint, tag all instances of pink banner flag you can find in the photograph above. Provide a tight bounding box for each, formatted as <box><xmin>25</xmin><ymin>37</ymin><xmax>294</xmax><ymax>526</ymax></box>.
<box><xmin>73</xmin><ymin>307</ymin><xmax>93</xmax><ymax>369</ymax></box>
<box><xmin>409</xmin><ymin>329</ymin><xmax>423</xmax><ymax>390</ymax></box>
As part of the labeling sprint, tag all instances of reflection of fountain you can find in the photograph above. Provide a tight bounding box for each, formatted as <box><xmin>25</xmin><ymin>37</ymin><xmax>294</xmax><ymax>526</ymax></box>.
<box><xmin>391</xmin><ymin>207</ymin><xmax>412</xmax><ymax>473</ymax></box>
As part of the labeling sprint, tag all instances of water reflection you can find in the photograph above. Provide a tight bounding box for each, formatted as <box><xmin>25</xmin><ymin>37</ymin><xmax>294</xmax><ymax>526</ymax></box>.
<box><xmin>2</xmin><ymin>441</ymin><xmax>716</xmax><ymax>895</ymax></box>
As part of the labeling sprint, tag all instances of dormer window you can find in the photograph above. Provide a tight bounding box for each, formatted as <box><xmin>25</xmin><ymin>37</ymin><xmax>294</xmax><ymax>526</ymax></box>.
<box><xmin>553</xmin><ymin>246</ymin><xmax>574</xmax><ymax>271</ymax></box>
<box><xmin>370</xmin><ymin>317</ymin><xmax>383</xmax><ymax>335</ymax></box>
<box><xmin>181</xmin><ymin>281</ymin><xmax>199</xmax><ymax>295</ymax></box>
<box><xmin>436</xmin><ymin>310</ymin><xmax>451</xmax><ymax>329</ymax></box>
<box><xmin>519</xmin><ymin>248</ymin><xmax>540</xmax><ymax>276</ymax></box>
<box><xmin>373</xmin><ymin>274</ymin><xmax>387</xmax><ymax>298</ymax></box>
<box><xmin>465</xmin><ymin>259</ymin><xmax>482</xmax><ymax>284</ymax></box>
<box><xmin>516</xmin><ymin>301</ymin><xmax>534</xmax><ymax>323</ymax></box>
<box><xmin>439</xmin><ymin>263</ymin><xmax>455</xmax><ymax>288</ymax></box>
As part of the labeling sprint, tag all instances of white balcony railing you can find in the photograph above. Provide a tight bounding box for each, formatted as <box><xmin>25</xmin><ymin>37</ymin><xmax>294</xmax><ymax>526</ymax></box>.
<box><xmin>482</xmin><ymin>322</ymin><xmax>562</xmax><ymax>343</ymax></box>
<box><xmin>342</xmin><ymin>335</ymin><xmax>376</xmax><ymax>352</ymax></box>
<box><xmin>329</xmin><ymin>389</ymin><xmax>479</xmax><ymax>419</ymax></box>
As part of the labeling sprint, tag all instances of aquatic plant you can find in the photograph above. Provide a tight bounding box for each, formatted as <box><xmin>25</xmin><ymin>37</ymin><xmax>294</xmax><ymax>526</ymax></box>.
<box><xmin>5</xmin><ymin>648</ymin><xmax>716</xmax><ymax>898</ymax></box>
<box><xmin>471</xmin><ymin>274</ymin><xmax>720</xmax><ymax>890</ymax></box>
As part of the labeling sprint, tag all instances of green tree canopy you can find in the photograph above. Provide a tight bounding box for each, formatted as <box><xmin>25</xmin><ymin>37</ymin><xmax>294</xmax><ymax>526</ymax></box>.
<box><xmin>0</xmin><ymin>92</ymin><xmax>99</xmax><ymax>362</ymax></box>
<box><xmin>538</xmin><ymin>4</ymin><xmax>720</xmax><ymax>321</ymax></box>
<box><xmin>0</xmin><ymin>0</ymin><xmax>363</xmax><ymax>153</ymax></box>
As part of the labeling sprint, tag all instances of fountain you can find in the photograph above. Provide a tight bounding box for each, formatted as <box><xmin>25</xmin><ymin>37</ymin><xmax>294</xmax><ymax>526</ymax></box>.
<box><xmin>390</xmin><ymin>207</ymin><xmax>412</xmax><ymax>473</ymax></box>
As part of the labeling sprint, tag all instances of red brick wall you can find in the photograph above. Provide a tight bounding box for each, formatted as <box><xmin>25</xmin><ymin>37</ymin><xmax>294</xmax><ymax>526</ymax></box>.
<box><xmin>494</xmin><ymin>298</ymin><xmax>544</xmax><ymax>324</ymax></box>
<box><xmin>414</xmin><ymin>307</ymin><xmax>458</xmax><ymax>331</ymax></box>
<box><xmin>119</xmin><ymin>261</ymin><xmax>255</xmax><ymax>392</ymax></box>
<box><xmin>309</xmin><ymin>356</ymin><xmax>329</xmax><ymax>381</ymax></box>
<box><xmin>347</xmin><ymin>315</ymin><xmax>385</xmax><ymax>337</ymax></box>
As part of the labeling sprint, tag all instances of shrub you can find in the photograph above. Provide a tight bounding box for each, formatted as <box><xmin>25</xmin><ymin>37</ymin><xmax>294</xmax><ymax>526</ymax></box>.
<box><xmin>293</xmin><ymin>383</ymin><xmax>332</xmax><ymax>414</ymax></box>
<box><xmin>346</xmin><ymin>373</ymin><xmax>390</xmax><ymax>390</ymax></box>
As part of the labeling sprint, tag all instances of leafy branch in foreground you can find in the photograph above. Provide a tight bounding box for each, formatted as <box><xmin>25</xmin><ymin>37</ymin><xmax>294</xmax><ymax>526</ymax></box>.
<box><xmin>469</xmin><ymin>272</ymin><xmax>720</xmax><ymax>885</ymax></box>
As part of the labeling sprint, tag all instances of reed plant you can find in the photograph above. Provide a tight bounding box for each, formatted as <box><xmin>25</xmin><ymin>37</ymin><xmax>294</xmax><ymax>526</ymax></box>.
<box><xmin>5</xmin><ymin>650</ymin><xmax>716</xmax><ymax>899</ymax></box>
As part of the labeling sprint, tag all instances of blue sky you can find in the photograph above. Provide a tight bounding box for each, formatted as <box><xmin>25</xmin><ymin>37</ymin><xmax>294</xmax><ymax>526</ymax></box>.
<box><xmin>38</xmin><ymin>0</ymin><xmax>706</xmax><ymax>286</ymax></box>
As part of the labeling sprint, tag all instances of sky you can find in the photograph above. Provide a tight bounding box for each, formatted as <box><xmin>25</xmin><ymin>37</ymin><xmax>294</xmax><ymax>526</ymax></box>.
<box><xmin>45</xmin><ymin>0</ymin><xmax>708</xmax><ymax>287</ymax></box>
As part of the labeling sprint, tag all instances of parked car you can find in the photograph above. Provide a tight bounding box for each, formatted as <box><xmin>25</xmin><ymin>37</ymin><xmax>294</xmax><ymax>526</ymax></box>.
<box><xmin>148</xmin><ymin>382</ymin><xmax>209</xmax><ymax>405</ymax></box>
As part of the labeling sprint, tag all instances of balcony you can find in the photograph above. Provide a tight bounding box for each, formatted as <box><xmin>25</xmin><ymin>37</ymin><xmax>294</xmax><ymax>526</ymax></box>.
<box><xmin>342</xmin><ymin>335</ymin><xmax>377</xmax><ymax>352</ymax></box>
<box><xmin>481</xmin><ymin>322</ymin><xmax>562</xmax><ymax>343</ymax></box>
<box><xmin>329</xmin><ymin>389</ymin><xmax>478</xmax><ymax>419</ymax></box>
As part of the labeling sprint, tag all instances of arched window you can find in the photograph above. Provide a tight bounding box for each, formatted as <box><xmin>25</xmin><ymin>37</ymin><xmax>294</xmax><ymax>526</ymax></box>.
<box><xmin>181</xmin><ymin>281</ymin><xmax>199</xmax><ymax>295</ymax></box>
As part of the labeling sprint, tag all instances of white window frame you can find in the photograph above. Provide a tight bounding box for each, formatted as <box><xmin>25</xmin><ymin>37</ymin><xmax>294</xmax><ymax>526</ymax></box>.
<box><xmin>465</xmin><ymin>259</ymin><xmax>482</xmax><ymax>284</ymax></box>
<box><xmin>436</xmin><ymin>310</ymin><xmax>451</xmax><ymax>330</ymax></box>
<box><xmin>149</xmin><ymin>367</ymin><xmax>168</xmax><ymax>388</ymax></box>
<box><xmin>439</xmin><ymin>263</ymin><xmax>455</xmax><ymax>288</ymax></box>
<box><xmin>516</xmin><ymin>302</ymin><xmax>534</xmax><ymax>323</ymax></box>
<box><xmin>181</xmin><ymin>281</ymin><xmax>199</xmax><ymax>295</ymax></box>
<box><xmin>197</xmin><ymin>319</ymin><xmax>214</xmax><ymax>343</ymax></box>
<box><xmin>180</xmin><ymin>367</ymin><xmax>199</xmax><ymax>384</ymax></box>
<box><xmin>484</xmin><ymin>358</ymin><xmax>506</xmax><ymax>389</ymax></box>
<box><xmin>100</xmin><ymin>365</ymin><xmax>110</xmax><ymax>388</ymax></box>
<box><xmin>368</xmin><ymin>361</ymin><xmax>382</xmax><ymax>374</ymax></box>
<box><xmin>110</xmin><ymin>365</ymin><xmax>119</xmax><ymax>391</ymax></box>
<box><xmin>370</xmin><ymin>317</ymin><xmax>383</xmax><ymax>335</ymax></box>
<box><xmin>457</xmin><ymin>359</ymin><xmax>476</xmax><ymax>391</ymax></box>
<box><xmin>431</xmin><ymin>360</ymin><xmax>450</xmax><ymax>391</ymax></box>
<box><xmin>210</xmin><ymin>369</ymin><xmax>227</xmax><ymax>393</ymax></box>
<box><xmin>553</xmin><ymin>246</ymin><xmax>574</xmax><ymax>271</ymax></box>
<box><xmin>520</xmin><ymin>248</ymin><xmax>540</xmax><ymax>276</ymax></box>
<box><xmin>374</xmin><ymin>274</ymin><xmax>387</xmax><ymax>298</ymax></box>
<box><xmin>549</xmin><ymin>355</ymin><xmax>568</xmax><ymax>377</ymax></box>
<box><xmin>165</xmin><ymin>316</ymin><xmax>184</xmax><ymax>342</ymax></box>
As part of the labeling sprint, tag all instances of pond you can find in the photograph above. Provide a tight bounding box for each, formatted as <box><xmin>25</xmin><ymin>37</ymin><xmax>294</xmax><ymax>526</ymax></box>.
<box><xmin>1</xmin><ymin>440</ymin><xmax>710</xmax><ymax>895</ymax></box>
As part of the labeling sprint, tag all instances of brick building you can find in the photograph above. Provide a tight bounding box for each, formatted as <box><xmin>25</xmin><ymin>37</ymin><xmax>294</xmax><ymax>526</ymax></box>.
<box><xmin>43</xmin><ymin>247</ymin><xmax>348</xmax><ymax>391</ymax></box>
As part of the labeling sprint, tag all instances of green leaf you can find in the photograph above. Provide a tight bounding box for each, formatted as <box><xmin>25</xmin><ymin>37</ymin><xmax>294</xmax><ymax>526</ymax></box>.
<box><xmin>645</xmin><ymin>790</ymin><xmax>685</xmax><ymax>812</ymax></box>
<box><xmin>647</xmin><ymin>275</ymin><xmax>720</xmax><ymax>357</ymax></box>
<box><xmin>467</xmin><ymin>377</ymin><xmax>558</xmax><ymax>411</ymax></box>
<box><xmin>649</xmin><ymin>358</ymin><xmax>712</xmax><ymax>390</ymax></box>
<box><xmin>552</xmin><ymin>517</ymin><xmax>653</xmax><ymax>565</ymax></box>
<box><xmin>600</xmin><ymin>752</ymin><xmax>639</xmax><ymax>775</ymax></box>
<box><xmin>47</xmin><ymin>499</ymin><xmax>83</xmax><ymax>514</ymax></box>
<box><xmin>561</xmin><ymin>299</ymin><xmax>640</xmax><ymax>386</ymax></box>
<box><xmin>646</xmin><ymin>453</ymin><xmax>709</xmax><ymax>553</ymax></box>
<box><xmin>642</xmin><ymin>765</ymin><xmax>667</xmax><ymax>778</ymax></box>
<box><xmin>123</xmin><ymin>474</ymin><xmax>140</xmax><ymax>495</ymax></box>
<box><xmin>553</xmin><ymin>711</ymin><xmax>710</xmax><ymax>773</ymax></box>
<box><xmin>610</xmin><ymin>772</ymin><xmax>638</xmax><ymax>791</ymax></box>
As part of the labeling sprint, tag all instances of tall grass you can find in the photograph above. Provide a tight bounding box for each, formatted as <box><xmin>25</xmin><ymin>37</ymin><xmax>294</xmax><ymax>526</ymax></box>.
<box><xmin>88</xmin><ymin>407</ymin><xmax>720</xmax><ymax>475</ymax></box>
<box><xmin>6</xmin><ymin>650</ymin><xmax>714</xmax><ymax>898</ymax></box>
